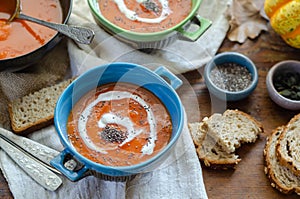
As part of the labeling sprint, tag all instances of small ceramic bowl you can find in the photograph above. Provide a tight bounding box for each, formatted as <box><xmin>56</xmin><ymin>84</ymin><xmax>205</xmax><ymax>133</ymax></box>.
<box><xmin>51</xmin><ymin>62</ymin><xmax>184</xmax><ymax>181</ymax></box>
<box><xmin>266</xmin><ymin>60</ymin><xmax>300</xmax><ymax>110</ymax></box>
<box><xmin>204</xmin><ymin>52</ymin><xmax>258</xmax><ymax>101</ymax></box>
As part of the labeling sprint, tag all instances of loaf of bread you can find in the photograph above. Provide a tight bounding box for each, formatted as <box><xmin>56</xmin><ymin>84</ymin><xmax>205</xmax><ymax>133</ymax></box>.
<box><xmin>276</xmin><ymin>113</ymin><xmax>300</xmax><ymax>176</ymax></box>
<box><xmin>188</xmin><ymin>109</ymin><xmax>263</xmax><ymax>169</ymax></box>
<box><xmin>188</xmin><ymin>122</ymin><xmax>241</xmax><ymax>169</ymax></box>
<box><xmin>264</xmin><ymin>126</ymin><xmax>300</xmax><ymax>195</ymax></box>
<box><xmin>8</xmin><ymin>78</ymin><xmax>74</xmax><ymax>134</ymax></box>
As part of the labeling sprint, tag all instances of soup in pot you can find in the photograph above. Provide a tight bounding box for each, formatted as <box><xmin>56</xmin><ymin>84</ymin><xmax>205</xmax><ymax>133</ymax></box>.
<box><xmin>0</xmin><ymin>0</ymin><xmax>63</xmax><ymax>59</ymax></box>
<box><xmin>67</xmin><ymin>82</ymin><xmax>173</xmax><ymax>166</ymax></box>
<box><xmin>98</xmin><ymin>0</ymin><xmax>192</xmax><ymax>33</ymax></box>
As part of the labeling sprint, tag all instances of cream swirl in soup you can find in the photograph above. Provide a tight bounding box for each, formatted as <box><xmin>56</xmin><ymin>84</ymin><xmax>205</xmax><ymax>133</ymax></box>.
<box><xmin>67</xmin><ymin>83</ymin><xmax>172</xmax><ymax>166</ymax></box>
<box><xmin>98</xmin><ymin>0</ymin><xmax>192</xmax><ymax>33</ymax></box>
<box><xmin>113</xmin><ymin>0</ymin><xmax>171</xmax><ymax>23</ymax></box>
<box><xmin>78</xmin><ymin>91</ymin><xmax>157</xmax><ymax>155</ymax></box>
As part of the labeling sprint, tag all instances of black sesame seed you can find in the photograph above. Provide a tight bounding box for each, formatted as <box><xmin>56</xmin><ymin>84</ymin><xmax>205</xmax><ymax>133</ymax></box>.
<box><xmin>210</xmin><ymin>62</ymin><xmax>252</xmax><ymax>92</ymax></box>
<box><xmin>100</xmin><ymin>126</ymin><xmax>128</xmax><ymax>143</ymax></box>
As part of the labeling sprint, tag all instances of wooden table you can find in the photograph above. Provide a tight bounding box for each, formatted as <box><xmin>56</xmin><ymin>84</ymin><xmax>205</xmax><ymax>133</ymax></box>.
<box><xmin>178</xmin><ymin>25</ymin><xmax>300</xmax><ymax>198</ymax></box>
<box><xmin>1</xmin><ymin>23</ymin><xmax>300</xmax><ymax>199</ymax></box>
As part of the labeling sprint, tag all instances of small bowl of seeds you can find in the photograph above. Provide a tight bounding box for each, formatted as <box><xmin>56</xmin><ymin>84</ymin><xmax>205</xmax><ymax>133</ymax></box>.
<box><xmin>204</xmin><ymin>52</ymin><xmax>258</xmax><ymax>101</ymax></box>
<box><xmin>266</xmin><ymin>60</ymin><xmax>300</xmax><ymax>110</ymax></box>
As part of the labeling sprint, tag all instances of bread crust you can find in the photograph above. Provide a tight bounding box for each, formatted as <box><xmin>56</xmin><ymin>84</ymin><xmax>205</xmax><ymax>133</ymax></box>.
<box><xmin>188</xmin><ymin>109</ymin><xmax>262</xmax><ymax>170</ymax></box>
<box><xmin>8</xmin><ymin>78</ymin><xmax>74</xmax><ymax>134</ymax></box>
<box><xmin>8</xmin><ymin>106</ymin><xmax>54</xmax><ymax>134</ymax></box>
<box><xmin>225</xmin><ymin>109</ymin><xmax>264</xmax><ymax>133</ymax></box>
<box><xmin>204</xmin><ymin>109</ymin><xmax>263</xmax><ymax>153</ymax></box>
<box><xmin>224</xmin><ymin>109</ymin><xmax>263</xmax><ymax>145</ymax></box>
<box><xmin>264</xmin><ymin>126</ymin><xmax>300</xmax><ymax>195</ymax></box>
<box><xmin>276</xmin><ymin>113</ymin><xmax>300</xmax><ymax>176</ymax></box>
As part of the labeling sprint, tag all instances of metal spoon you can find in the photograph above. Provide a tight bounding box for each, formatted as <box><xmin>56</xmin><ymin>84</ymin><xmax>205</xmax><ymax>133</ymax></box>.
<box><xmin>6</xmin><ymin>0</ymin><xmax>95</xmax><ymax>45</ymax></box>
<box><xmin>0</xmin><ymin>128</ymin><xmax>62</xmax><ymax>191</ymax></box>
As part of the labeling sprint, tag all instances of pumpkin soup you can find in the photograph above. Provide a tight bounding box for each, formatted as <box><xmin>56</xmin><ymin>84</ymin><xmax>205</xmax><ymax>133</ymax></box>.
<box><xmin>98</xmin><ymin>0</ymin><xmax>192</xmax><ymax>33</ymax></box>
<box><xmin>67</xmin><ymin>82</ymin><xmax>173</xmax><ymax>166</ymax></box>
<box><xmin>0</xmin><ymin>0</ymin><xmax>63</xmax><ymax>59</ymax></box>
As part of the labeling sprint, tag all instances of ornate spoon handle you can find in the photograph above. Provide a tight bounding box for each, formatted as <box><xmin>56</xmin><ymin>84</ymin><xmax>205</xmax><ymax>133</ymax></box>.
<box><xmin>18</xmin><ymin>13</ymin><xmax>95</xmax><ymax>45</ymax></box>
<box><xmin>0</xmin><ymin>136</ymin><xmax>62</xmax><ymax>191</ymax></box>
<box><xmin>0</xmin><ymin>128</ymin><xmax>60</xmax><ymax>172</ymax></box>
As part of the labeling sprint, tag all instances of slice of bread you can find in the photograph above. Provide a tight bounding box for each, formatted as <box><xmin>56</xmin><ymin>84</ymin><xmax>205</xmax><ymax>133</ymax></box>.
<box><xmin>188</xmin><ymin>109</ymin><xmax>262</xmax><ymax>169</ymax></box>
<box><xmin>8</xmin><ymin>78</ymin><xmax>74</xmax><ymax>134</ymax></box>
<box><xmin>188</xmin><ymin>122</ymin><xmax>241</xmax><ymax>169</ymax></box>
<box><xmin>264</xmin><ymin>126</ymin><xmax>300</xmax><ymax>195</ymax></box>
<box><xmin>204</xmin><ymin>109</ymin><xmax>263</xmax><ymax>153</ymax></box>
<box><xmin>276</xmin><ymin>113</ymin><xmax>300</xmax><ymax>176</ymax></box>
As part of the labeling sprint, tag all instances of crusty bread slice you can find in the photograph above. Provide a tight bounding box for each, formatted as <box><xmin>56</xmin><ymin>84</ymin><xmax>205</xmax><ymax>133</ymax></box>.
<box><xmin>204</xmin><ymin>109</ymin><xmax>263</xmax><ymax>153</ymax></box>
<box><xmin>264</xmin><ymin>126</ymin><xmax>300</xmax><ymax>195</ymax></box>
<box><xmin>188</xmin><ymin>109</ymin><xmax>262</xmax><ymax>169</ymax></box>
<box><xmin>8</xmin><ymin>78</ymin><xmax>74</xmax><ymax>134</ymax></box>
<box><xmin>276</xmin><ymin>113</ymin><xmax>300</xmax><ymax>176</ymax></box>
<box><xmin>188</xmin><ymin>122</ymin><xmax>240</xmax><ymax>169</ymax></box>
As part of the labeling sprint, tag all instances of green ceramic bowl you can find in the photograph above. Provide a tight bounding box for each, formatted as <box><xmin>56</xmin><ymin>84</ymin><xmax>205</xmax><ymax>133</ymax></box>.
<box><xmin>88</xmin><ymin>0</ymin><xmax>211</xmax><ymax>49</ymax></box>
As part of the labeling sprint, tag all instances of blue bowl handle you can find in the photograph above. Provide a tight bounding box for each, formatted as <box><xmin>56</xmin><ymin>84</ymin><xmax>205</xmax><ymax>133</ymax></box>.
<box><xmin>154</xmin><ymin>66</ymin><xmax>183</xmax><ymax>90</ymax></box>
<box><xmin>50</xmin><ymin>149</ymin><xmax>89</xmax><ymax>182</ymax></box>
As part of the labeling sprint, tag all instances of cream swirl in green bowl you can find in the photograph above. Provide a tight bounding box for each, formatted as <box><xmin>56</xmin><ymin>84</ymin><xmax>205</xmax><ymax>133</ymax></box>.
<box><xmin>88</xmin><ymin>0</ymin><xmax>211</xmax><ymax>49</ymax></box>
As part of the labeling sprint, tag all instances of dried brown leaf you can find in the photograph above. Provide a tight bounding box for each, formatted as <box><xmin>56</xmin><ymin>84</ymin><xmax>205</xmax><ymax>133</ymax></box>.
<box><xmin>226</xmin><ymin>0</ymin><xmax>268</xmax><ymax>43</ymax></box>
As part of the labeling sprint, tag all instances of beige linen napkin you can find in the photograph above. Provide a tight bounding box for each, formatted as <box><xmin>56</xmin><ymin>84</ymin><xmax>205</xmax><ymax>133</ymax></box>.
<box><xmin>0</xmin><ymin>112</ymin><xmax>206</xmax><ymax>199</ymax></box>
<box><xmin>0</xmin><ymin>0</ymin><xmax>232</xmax><ymax>198</ymax></box>
<box><xmin>68</xmin><ymin>0</ymin><xmax>232</xmax><ymax>75</ymax></box>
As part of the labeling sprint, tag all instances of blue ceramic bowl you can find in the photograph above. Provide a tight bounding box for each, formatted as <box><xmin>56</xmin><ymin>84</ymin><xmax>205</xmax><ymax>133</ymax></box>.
<box><xmin>204</xmin><ymin>52</ymin><xmax>258</xmax><ymax>101</ymax></box>
<box><xmin>266</xmin><ymin>60</ymin><xmax>300</xmax><ymax>110</ymax></box>
<box><xmin>51</xmin><ymin>62</ymin><xmax>184</xmax><ymax>181</ymax></box>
